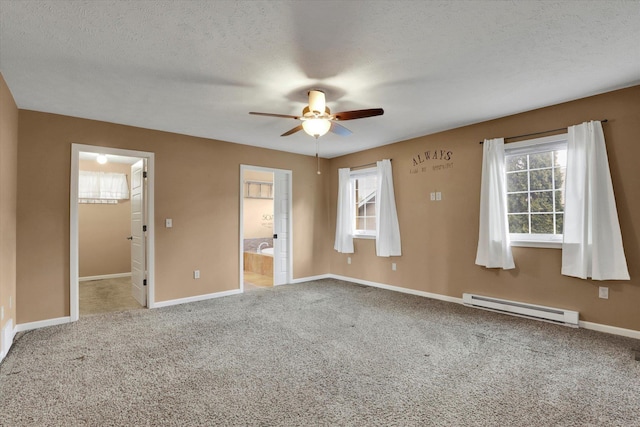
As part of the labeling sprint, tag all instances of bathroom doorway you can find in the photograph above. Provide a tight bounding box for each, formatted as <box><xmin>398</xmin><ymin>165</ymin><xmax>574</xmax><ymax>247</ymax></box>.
<box><xmin>240</xmin><ymin>165</ymin><xmax>292</xmax><ymax>291</ymax></box>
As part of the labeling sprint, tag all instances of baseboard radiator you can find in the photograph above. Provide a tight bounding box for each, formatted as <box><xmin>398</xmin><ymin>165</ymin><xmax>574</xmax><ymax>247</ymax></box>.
<box><xmin>462</xmin><ymin>293</ymin><xmax>579</xmax><ymax>327</ymax></box>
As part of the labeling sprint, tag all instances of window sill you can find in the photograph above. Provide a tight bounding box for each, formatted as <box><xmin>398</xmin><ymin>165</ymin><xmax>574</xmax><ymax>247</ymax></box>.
<box><xmin>353</xmin><ymin>234</ymin><xmax>376</xmax><ymax>240</ymax></box>
<box><xmin>510</xmin><ymin>240</ymin><xmax>562</xmax><ymax>249</ymax></box>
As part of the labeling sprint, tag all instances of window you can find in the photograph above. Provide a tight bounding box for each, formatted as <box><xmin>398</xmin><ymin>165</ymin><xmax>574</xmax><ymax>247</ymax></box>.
<box><xmin>244</xmin><ymin>180</ymin><xmax>273</xmax><ymax>199</ymax></box>
<box><xmin>352</xmin><ymin>168</ymin><xmax>377</xmax><ymax>238</ymax></box>
<box><xmin>78</xmin><ymin>171</ymin><xmax>129</xmax><ymax>204</ymax></box>
<box><xmin>505</xmin><ymin>134</ymin><xmax>567</xmax><ymax>248</ymax></box>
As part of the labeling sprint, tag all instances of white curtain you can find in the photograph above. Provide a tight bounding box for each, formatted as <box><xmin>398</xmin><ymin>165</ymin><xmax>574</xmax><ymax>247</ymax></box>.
<box><xmin>334</xmin><ymin>168</ymin><xmax>354</xmax><ymax>253</ymax></box>
<box><xmin>79</xmin><ymin>171</ymin><xmax>101</xmax><ymax>199</ymax></box>
<box><xmin>375</xmin><ymin>159</ymin><xmax>402</xmax><ymax>257</ymax></box>
<box><xmin>475</xmin><ymin>138</ymin><xmax>515</xmax><ymax>269</ymax></box>
<box><xmin>79</xmin><ymin>171</ymin><xmax>130</xmax><ymax>200</ymax></box>
<box><xmin>561</xmin><ymin>121</ymin><xmax>629</xmax><ymax>280</ymax></box>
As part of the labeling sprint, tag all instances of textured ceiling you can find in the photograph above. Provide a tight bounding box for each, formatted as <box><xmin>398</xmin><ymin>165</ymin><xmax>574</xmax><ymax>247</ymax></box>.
<box><xmin>1</xmin><ymin>1</ymin><xmax>639</xmax><ymax>158</ymax></box>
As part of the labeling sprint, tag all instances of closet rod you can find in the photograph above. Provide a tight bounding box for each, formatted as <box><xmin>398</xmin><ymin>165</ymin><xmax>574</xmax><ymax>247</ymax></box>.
<box><xmin>478</xmin><ymin>119</ymin><xmax>608</xmax><ymax>144</ymax></box>
<box><xmin>350</xmin><ymin>159</ymin><xmax>392</xmax><ymax>170</ymax></box>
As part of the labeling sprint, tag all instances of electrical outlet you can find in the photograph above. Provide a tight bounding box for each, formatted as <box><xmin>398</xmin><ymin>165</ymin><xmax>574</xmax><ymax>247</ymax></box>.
<box><xmin>436</xmin><ymin>192</ymin><xmax>442</xmax><ymax>201</ymax></box>
<box><xmin>194</xmin><ymin>270</ymin><xmax>200</xmax><ymax>279</ymax></box>
<box><xmin>347</xmin><ymin>257</ymin><xmax>352</xmax><ymax>265</ymax></box>
<box><xmin>430</xmin><ymin>192</ymin><xmax>435</xmax><ymax>201</ymax></box>
<box><xmin>165</xmin><ymin>218</ymin><xmax>172</xmax><ymax>228</ymax></box>
<box><xmin>599</xmin><ymin>286</ymin><xmax>609</xmax><ymax>299</ymax></box>
<box><xmin>392</xmin><ymin>263</ymin><xmax>397</xmax><ymax>271</ymax></box>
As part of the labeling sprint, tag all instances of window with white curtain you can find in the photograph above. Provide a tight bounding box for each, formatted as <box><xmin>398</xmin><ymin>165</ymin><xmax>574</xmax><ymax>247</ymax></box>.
<box><xmin>351</xmin><ymin>167</ymin><xmax>377</xmax><ymax>238</ymax></box>
<box><xmin>505</xmin><ymin>133</ymin><xmax>567</xmax><ymax>248</ymax></box>
<box><xmin>335</xmin><ymin>159</ymin><xmax>401</xmax><ymax>256</ymax></box>
<box><xmin>79</xmin><ymin>171</ymin><xmax>129</xmax><ymax>204</ymax></box>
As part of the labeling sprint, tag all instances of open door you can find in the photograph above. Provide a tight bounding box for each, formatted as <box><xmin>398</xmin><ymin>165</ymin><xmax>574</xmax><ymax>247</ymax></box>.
<box><xmin>273</xmin><ymin>170</ymin><xmax>290</xmax><ymax>285</ymax></box>
<box><xmin>130</xmin><ymin>159</ymin><xmax>146</xmax><ymax>306</ymax></box>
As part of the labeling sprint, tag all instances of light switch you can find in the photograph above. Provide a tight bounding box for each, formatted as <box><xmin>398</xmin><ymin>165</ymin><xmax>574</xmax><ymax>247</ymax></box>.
<box><xmin>599</xmin><ymin>286</ymin><xmax>609</xmax><ymax>299</ymax></box>
<box><xmin>436</xmin><ymin>192</ymin><xmax>442</xmax><ymax>201</ymax></box>
<box><xmin>165</xmin><ymin>218</ymin><xmax>172</xmax><ymax>228</ymax></box>
<box><xmin>430</xmin><ymin>192</ymin><xmax>435</xmax><ymax>201</ymax></box>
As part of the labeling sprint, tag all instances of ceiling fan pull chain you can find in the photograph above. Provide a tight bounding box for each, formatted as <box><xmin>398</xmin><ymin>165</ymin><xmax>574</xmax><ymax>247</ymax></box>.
<box><xmin>316</xmin><ymin>139</ymin><xmax>321</xmax><ymax>175</ymax></box>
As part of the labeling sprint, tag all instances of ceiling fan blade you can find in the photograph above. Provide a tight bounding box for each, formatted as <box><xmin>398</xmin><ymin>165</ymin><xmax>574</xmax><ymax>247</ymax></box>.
<box><xmin>329</xmin><ymin>121</ymin><xmax>352</xmax><ymax>136</ymax></box>
<box><xmin>281</xmin><ymin>125</ymin><xmax>303</xmax><ymax>136</ymax></box>
<box><xmin>333</xmin><ymin>108</ymin><xmax>384</xmax><ymax>121</ymax></box>
<box><xmin>250</xmin><ymin>112</ymin><xmax>301</xmax><ymax>120</ymax></box>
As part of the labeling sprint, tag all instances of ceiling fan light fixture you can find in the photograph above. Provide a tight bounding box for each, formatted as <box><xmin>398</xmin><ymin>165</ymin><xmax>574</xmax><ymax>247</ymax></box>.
<box><xmin>308</xmin><ymin>90</ymin><xmax>326</xmax><ymax>114</ymax></box>
<box><xmin>302</xmin><ymin>118</ymin><xmax>331</xmax><ymax>138</ymax></box>
<box><xmin>249</xmin><ymin>89</ymin><xmax>382</xmax><ymax>140</ymax></box>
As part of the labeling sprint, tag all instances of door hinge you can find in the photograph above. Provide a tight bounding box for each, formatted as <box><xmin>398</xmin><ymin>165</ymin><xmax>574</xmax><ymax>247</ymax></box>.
<box><xmin>143</xmin><ymin>171</ymin><xmax>148</xmax><ymax>178</ymax></box>
<box><xmin>143</xmin><ymin>279</ymin><xmax>147</xmax><ymax>286</ymax></box>
<box><xmin>143</xmin><ymin>225</ymin><xmax>147</xmax><ymax>232</ymax></box>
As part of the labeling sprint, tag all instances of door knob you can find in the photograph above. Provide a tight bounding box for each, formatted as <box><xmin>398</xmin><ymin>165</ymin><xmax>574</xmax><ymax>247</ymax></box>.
<box><xmin>126</xmin><ymin>236</ymin><xmax>133</xmax><ymax>240</ymax></box>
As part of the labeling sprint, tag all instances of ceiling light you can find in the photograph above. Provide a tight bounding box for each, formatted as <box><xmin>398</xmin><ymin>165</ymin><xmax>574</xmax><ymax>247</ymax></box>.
<box><xmin>96</xmin><ymin>154</ymin><xmax>108</xmax><ymax>164</ymax></box>
<box><xmin>302</xmin><ymin>119</ymin><xmax>331</xmax><ymax>138</ymax></box>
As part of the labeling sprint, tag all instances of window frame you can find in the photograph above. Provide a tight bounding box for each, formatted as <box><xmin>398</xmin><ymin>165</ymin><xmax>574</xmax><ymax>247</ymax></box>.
<box><xmin>350</xmin><ymin>167</ymin><xmax>377</xmax><ymax>239</ymax></box>
<box><xmin>504</xmin><ymin>133</ymin><xmax>568</xmax><ymax>249</ymax></box>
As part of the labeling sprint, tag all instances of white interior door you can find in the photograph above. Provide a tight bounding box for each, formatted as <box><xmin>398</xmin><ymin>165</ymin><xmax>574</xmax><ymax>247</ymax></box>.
<box><xmin>273</xmin><ymin>170</ymin><xmax>290</xmax><ymax>285</ymax></box>
<box><xmin>130</xmin><ymin>159</ymin><xmax>146</xmax><ymax>306</ymax></box>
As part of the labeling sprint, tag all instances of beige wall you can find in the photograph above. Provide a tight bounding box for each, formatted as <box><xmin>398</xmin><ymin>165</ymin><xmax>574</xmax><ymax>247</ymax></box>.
<box><xmin>327</xmin><ymin>85</ymin><xmax>640</xmax><ymax>331</ymax></box>
<box><xmin>243</xmin><ymin>170</ymin><xmax>274</xmax><ymax>239</ymax></box>
<box><xmin>0</xmin><ymin>73</ymin><xmax>18</xmax><ymax>352</ymax></box>
<box><xmin>78</xmin><ymin>160</ymin><xmax>132</xmax><ymax>277</ymax></box>
<box><xmin>12</xmin><ymin>83</ymin><xmax>640</xmax><ymax>333</ymax></box>
<box><xmin>17</xmin><ymin>112</ymin><xmax>330</xmax><ymax>323</ymax></box>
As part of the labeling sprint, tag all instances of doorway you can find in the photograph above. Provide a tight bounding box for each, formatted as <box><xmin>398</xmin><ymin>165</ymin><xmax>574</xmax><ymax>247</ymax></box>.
<box><xmin>240</xmin><ymin>165</ymin><xmax>292</xmax><ymax>291</ymax></box>
<box><xmin>70</xmin><ymin>144</ymin><xmax>155</xmax><ymax>321</ymax></box>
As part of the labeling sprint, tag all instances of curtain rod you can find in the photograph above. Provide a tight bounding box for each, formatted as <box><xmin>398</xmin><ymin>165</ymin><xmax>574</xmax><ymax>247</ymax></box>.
<box><xmin>351</xmin><ymin>159</ymin><xmax>392</xmax><ymax>170</ymax></box>
<box><xmin>478</xmin><ymin>119</ymin><xmax>608</xmax><ymax>144</ymax></box>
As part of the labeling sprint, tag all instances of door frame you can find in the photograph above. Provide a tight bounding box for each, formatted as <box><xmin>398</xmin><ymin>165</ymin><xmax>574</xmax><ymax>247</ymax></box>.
<box><xmin>70</xmin><ymin>144</ymin><xmax>156</xmax><ymax>321</ymax></box>
<box><xmin>239</xmin><ymin>165</ymin><xmax>293</xmax><ymax>291</ymax></box>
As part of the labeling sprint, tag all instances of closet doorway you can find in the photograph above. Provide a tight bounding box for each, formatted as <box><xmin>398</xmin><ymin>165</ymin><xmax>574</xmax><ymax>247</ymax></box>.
<box><xmin>70</xmin><ymin>144</ymin><xmax>155</xmax><ymax>321</ymax></box>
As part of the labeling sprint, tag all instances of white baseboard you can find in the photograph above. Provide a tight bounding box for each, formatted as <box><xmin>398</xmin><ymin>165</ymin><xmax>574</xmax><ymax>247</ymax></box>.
<box><xmin>152</xmin><ymin>289</ymin><xmax>242</xmax><ymax>309</ymax></box>
<box><xmin>16</xmin><ymin>316</ymin><xmax>71</xmax><ymax>333</ymax></box>
<box><xmin>1</xmin><ymin>319</ymin><xmax>16</xmax><ymax>363</ymax></box>
<box><xmin>579</xmin><ymin>320</ymin><xmax>640</xmax><ymax>340</ymax></box>
<box><xmin>9</xmin><ymin>276</ymin><xmax>638</xmax><ymax>343</ymax></box>
<box><xmin>79</xmin><ymin>272</ymin><xmax>132</xmax><ymax>282</ymax></box>
<box><xmin>290</xmin><ymin>274</ymin><xmax>332</xmax><ymax>284</ymax></box>
<box><xmin>327</xmin><ymin>274</ymin><xmax>464</xmax><ymax>305</ymax></box>
<box><xmin>304</xmin><ymin>274</ymin><xmax>640</xmax><ymax>340</ymax></box>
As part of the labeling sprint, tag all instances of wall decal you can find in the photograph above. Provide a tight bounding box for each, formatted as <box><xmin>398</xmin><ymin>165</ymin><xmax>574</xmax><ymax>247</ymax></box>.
<box><xmin>261</xmin><ymin>213</ymin><xmax>273</xmax><ymax>228</ymax></box>
<box><xmin>409</xmin><ymin>149</ymin><xmax>454</xmax><ymax>174</ymax></box>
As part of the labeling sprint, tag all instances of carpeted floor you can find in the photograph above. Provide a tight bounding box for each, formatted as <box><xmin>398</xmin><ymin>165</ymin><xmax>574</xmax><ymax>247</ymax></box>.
<box><xmin>79</xmin><ymin>277</ymin><xmax>142</xmax><ymax>316</ymax></box>
<box><xmin>1</xmin><ymin>279</ymin><xmax>639</xmax><ymax>426</ymax></box>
